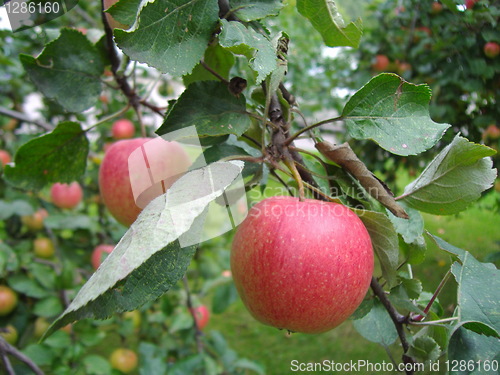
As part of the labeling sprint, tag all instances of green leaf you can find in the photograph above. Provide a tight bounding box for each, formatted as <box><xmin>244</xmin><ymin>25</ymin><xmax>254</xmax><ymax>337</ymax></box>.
<box><xmin>200</xmin><ymin>143</ymin><xmax>260</xmax><ymax>179</ymax></box>
<box><xmin>138</xmin><ymin>342</ymin><xmax>168</xmax><ymax>375</ymax></box>
<box><xmin>451</xmin><ymin>251</ymin><xmax>500</xmax><ymax>337</ymax></box>
<box><xmin>184</xmin><ymin>44</ymin><xmax>235</xmax><ymax>86</ymax></box>
<box><xmin>296</xmin><ymin>0</ymin><xmax>362</xmax><ymax>48</ymax></box>
<box><xmin>22</xmin><ymin>344</ymin><xmax>55</xmax><ymax>367</ymax></box>
<box><xmin>83</xmin><ymin>355</ymin><xmax>112</xmax><ymax>375</ymax></box>
<box><xmin>106</xmin><ymin>0</ymin><xmax>142</xmax><ymax>27</ymax></box>
<box><xmin>34</xmin><ymin>296</ymin><xmax>64</xmax><ymax>318</ymax></box>
<box><xmin>156</xmin><ymin>81</ymin><xmax>251</xmax><ymax>138</ymax></box>
<box><xmin>4</xmin><ymin>122</ymin><xmax>89</xmax><ymax>190</ymax></box>
<box><xmin>219</xmin><ymin>20</ymin><xmax>276</xmax><ymax>83</ymax></box>
<box><xmin>233</xmin><ymin>358</ymin><xmax>265</xmax><ymax>375</ymax></box>
<box><xmin>448</xmin><ymin>325</ymin><xmax>500</xmax><ymax>375</ymax></box>
<box><xmin>45</xmin><ymin>161</ymin><xmax>244</xmax><ymax>338</ymax></box>
<box><xmin>20</xmin><ymin>29</ymin><xmax>104</xmax><ymax>112</ymax></box>
<box><xmin>0</xmin><ymin>200</ymin><xmax>33</xmax><ymax>219</ymax></box>
<box><xmin>45</xmin><ymin>214</ymin><xmax>94</xmax><ymax>230</ymax></box>
<box><xmin>8</xmin><ymin>274</ymin><xmax>51</xmax><ymax>299</ymax></box>
<box><xmin>343</xmin><ymin>73</ymin><xmax>450</xmax><ymax>156</ymax></box>
<box><xmin>115</xmin><ymin>0</ymin><xmax>219</xmax><ymax>76</ymax></box>
<box><xmin>212</xmin><ymin>282</ymin><xmax>238</xmax><ymax>314</ymax></box>
<box><xmin>399</xmin><ymin>136</ymin><xmax>497</xmax><ymax>215</ymax></box>
<box><xmin>229</xmin><ymin>0</ymin><xmax>283</xmax><ymax>21</ymax></box>
<box><xmin>355</xmin><ymin>209</ymin><xmax>399</xmax><ymax>287</ymax></box>
<box><xmin>387</xmin><ymin>202</ymin><xmax>425</xmax><ymax>246</ymax></box>
<box><xmin>427</xmin><ymin>233</ymin><xmax>467</xmax><ymax>260</ymax></box>
<box><xmin>408</xmin><ymin>336</ymin><xmax>441</xmax><ymax>363</ymax></box>
<box><xmin>352</xmin><ymin>299</ymin><xmax>398</xmax><ymax>346</ymax></box>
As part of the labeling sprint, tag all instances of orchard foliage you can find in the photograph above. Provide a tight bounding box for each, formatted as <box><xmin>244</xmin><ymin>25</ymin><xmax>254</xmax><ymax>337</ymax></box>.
<box><xmin>346</xmin><ymin>0</ymin><xmax>500</xmax><ymax>177</ymax></box>
<box><xmin>0</xmin><ymin>0</ymin><xmax>499</xmax><ymax>374</ymax></box>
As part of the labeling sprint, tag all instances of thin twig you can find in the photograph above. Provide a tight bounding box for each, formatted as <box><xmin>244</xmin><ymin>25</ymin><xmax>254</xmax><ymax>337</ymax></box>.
<box><xmin>412</xmin><ymin>270</ymin><xmax>451</xmax><ymax>322</ymax></box>
<box><xmin>200</xmin><ymin>60</ymin><xmax>229</xmax><ymax>84</ymax></box>
<box><xmin>0</xmin><ymin>337</ymin><xmax>45</xmax><ymax>375</ymax></box>
<box><xmin>285</xmin><ymin>116</ymin><xmax>343</xmax><ymax>145</ymax></box>
<box><xmin>0</xmin><ymin>107</ymin><xmax>51</xmax><ymax>131</ymax></box>
<box><xmin>241</xmin><ymin>134</ymin><xmax>262</xmax><ymax>149</ymax></box>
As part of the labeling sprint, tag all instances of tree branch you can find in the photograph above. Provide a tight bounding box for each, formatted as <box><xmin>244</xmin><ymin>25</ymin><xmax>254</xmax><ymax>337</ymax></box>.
<box><xmin>0</xmin><ymin>107</ymin><xmax>51</xmax><ymax>131</ymax></box>
<box><xmin>0</xmin><ymin>337</ymin><xmax>45</xmax><ymax>375</ymax></box>
<box><xmin>370</xmin><ymin>277</ymin><xmax>415</xmax><ymax>374</ymax></box>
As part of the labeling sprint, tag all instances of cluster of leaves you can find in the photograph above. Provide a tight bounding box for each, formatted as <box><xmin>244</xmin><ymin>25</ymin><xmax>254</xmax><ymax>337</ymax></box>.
<box><xmin>340</xmin><ymin>0</ymin><xmax>500</xmax><ymax>179</ymax></box>
<box><xmin>0</xmin><ymin>0</ymin><xmax>499</xmax><ymax>374</ymax></box>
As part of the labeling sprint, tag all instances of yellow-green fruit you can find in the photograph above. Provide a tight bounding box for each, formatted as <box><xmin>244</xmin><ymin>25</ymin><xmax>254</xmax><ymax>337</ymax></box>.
<box><xmin>33</xmin><ymin>237</ymin><xmax>55</xmax><ymax>259</ymax></box>
<box><xmin>123</xmin><ymin>310</ymin><xmax>141</xmax><ymax>329</ymax></box>
<box><xmin>0</xmin><ymin>286</ymin><xmax>18</xmax><ymax>316</ymax></box>
<box><xmin>110</xmin><ymin>348</ymin><xmax>138</xmax><ymax>373</ymax></box>
<box><xmin>0</xmin><ymin>325</ymin><xmax>18</xmax><ymax>345</ymax></box>
<box><xmin>34</xmin><ymin>317</ymin><xmax>50</xmax><ymax>338</ymax></box>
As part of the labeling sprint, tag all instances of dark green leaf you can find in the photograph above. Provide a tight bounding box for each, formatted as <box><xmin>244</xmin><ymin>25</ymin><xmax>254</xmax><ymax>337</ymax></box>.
<box><xmin>212</xmin><ymin>282</ymin><xmax>238</xmax><ymax>314</ymax></box>
<box><xmin>156</xmin><ymin>81</ymin><xmax>251</xmax><ymax>138</ymax></box>
<box><xmin>184</xmin><ymin>44</ymin><xmax>235</xmax><ymax>86</ymax></box>
<box><xmin>115</xmin><ymin>0</ymin><xmax>219</xmax><ymax>76</ymax></box>
<box><xmin>34</xmin><ymin>296</ymin><xmax>64</xmax><ymax>318</ymax></box>
<box><xmin>387</xmin><ymin>201</ymin><xmax>424</xmax><ymax>246</ymax></box>
<box><xmin>343</xmin><ymin>73</ymin><xmax>450</xmax><ymax>156</ymax></box>
<box><xmin>138</xmin><ymin>342</ymin><xmax>168</xmax><ymax>375</ymax></box>
<box><xmin>4</xmin><ymin>122</ymin><xmax>88</xmax><ymax>190</ymax></box>
<box><xmin>20</xmin><ymin>29</ymin><xmax>104</xmax><ymax>112</ymax></box>
<box><xmin>106</xmin><ymin>0</ymin><xmax>141</xmax><ymax>27</ymax></box>
<box><xmin>8</xmin><ymin>274</ymin><xmax>51</xmax><ymax>299</ymax></box>
<box><xmin>352</xmin><ymin>299</ymin><xmax>398</xmax><ymax>346</ymax></box>
<box><xmin>408</xmin><ymin>336</ymin><xmax>441</xmax><ymax>363</ymax></box>
<box><xmin>400</xmin><ymin>136</ymin><xmax>497</xmax><ymax>215</ymax></box>
<box><xmin>355</xmin><ymin>209</ymin><xmax>399</xmax><ymax>287</ymax></box>
<box><xmin>229</xmin><ymin>0</ymin><xmax>283</xmax><ymax>21</ymax></box>
<box><xmin>448</xmin><ymin>325</ymin><xmax>500</xmax><ymax>375</ymax></box>
<box><xmin>200</xmin><ymin>143</ymin><xmax>260</xmax><ymax>179</ymax></box>
<box><xmin>219</xmin><ymin>20</ymin><xmax>276</xmax><ymax>83</ymax></box>
<box><xmin>451</xmin><ymin>252</ymin><xmax>500</xmax><ymax>337</ymax></box>
<box><xmin>296</xmin><ymin>0</ymin><xmax>362</xmax><ymax>48</ymax></box>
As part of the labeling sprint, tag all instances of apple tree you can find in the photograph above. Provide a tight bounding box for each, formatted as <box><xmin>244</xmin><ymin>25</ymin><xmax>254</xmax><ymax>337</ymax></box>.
<box><xmin>0</xmin><ymin>0</ymin><xmax>499</xmax><ymax>374</ymax></box>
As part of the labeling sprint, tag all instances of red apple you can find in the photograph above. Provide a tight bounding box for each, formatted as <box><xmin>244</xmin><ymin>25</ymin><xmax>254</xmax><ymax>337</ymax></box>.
<box><xmin>103</xmin><ymin>0</ymin><xmax>129</xmax><ymax>30</ymax></box>
<box><xmin>33</xmin><ymin>237</ymin><xmax>55</xmax><ymax>259</ymax></box>
<box><xmin>372</xmin><ymin>54</ymin><xmax>389</xmax><ymax>71</ymax></box>
<box><xmin>50</xmin><ymin>182</ymin><xmax>83</xmax><ymax>209</ymax></box>
<box><xmin>109</xmin><ymin>348</ymin><xmax>138</xmax><ymax>373</ymax></box>
<box><xmin>0</xmin><ymin>286</ymin><xmax>18</xmax><ymax>316</ymax></box>
<box><xmin>431</xmin><ymin>2</ymin><xmax>443</xmax><ymax>14</ymax></box>
<box><xmin>231</xmin><ymin>196</ymin><xmax>373</xmax><ymax>334</ymax></box>
<box><xmin>465</xmin><ymin>0</ymin><xmax>478</xmax><ymax>9</ymax></box>
<box><xmin>0</xmin><ymin>325</ymin><xmax>18</xmax><ymax>345</ymax></box>
<box><xmin>112</xmin><ymin>119</ymin><xmax>135</xmax><ymax>140</ymax></box>
<box><xmin>483</xmin><ymin>124</ymin><xmax>500</xmax><ymax>141</ymax></box>
<box><xmin>22</xmin><ymin>208</ymin><xmax>48</xmax><ymax>231</ymax></box>
<box><xmin>484</xmin><ymin>42</ymin><xmax>500</xmax><ymax>59</ymax></box>
<box><xmin>98</xmin><ymin>138</ymin><xmax>191</xmax><ymax>226</ymax></box>
<box><xmin>0</xmin><ymin>150</ymin><xmax>11</xmax><ymax>166</ymax></box>
<box><xmin>397</xmin><ymin>61</ymin><xmax>412</xmax><ymax>74</ymax></box>
<box><xmin>190</xmin><ymin>305</ymin><xmax>210</xmax><ymax>330</ymax></box>
<box><xmin>91</xmin><ymin>244</ymin><xmax>114</xmax><ymax>270</ymax></box>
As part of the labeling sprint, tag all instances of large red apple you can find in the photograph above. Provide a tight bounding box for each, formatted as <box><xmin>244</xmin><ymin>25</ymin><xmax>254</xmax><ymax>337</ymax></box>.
<box><xmin>99</xmin><ymin>138</ymin><xmax>191</xmax><ymax>227</ymax></box>
<box><xmin>103</xmin><ymin>0</ymin><xmax>129</xmax><ymax>30</ymax></box>
<box><xmin>231</xmin><ymin>196</ymin><xmax>373</xmax><ymax>334</ymax></box>
<box><xmin>91</xmin><ymin>244</ymin><xmax>114</xmax><ymax>270</ymax></box>
<box><xmin>0</xmin><ymin>286</ymin><xmax>18</xmax><ymax>316</ymax></box>
<box><xmin>112</xmin><ymin>119</ymin><xmax>135</xmax><ymax>140</ymax></box>
<box><xmin>190</xmin><ymin>305</ymin><xmax>210</xmax><ymax>330</ymax></box>
<box><xmin>50</xmin><ymin>182</ymin><xmax>83</xmax><ymax>209</ymax></box>
<box><xmin>0</xmin><ymin>150</ymin><xmax>11</xmax><ymax>166</ymax></box>
<box><xmin>372</xmin><ymin>55</ymin><xmax>389</xmax><ymax>72</ymax></box>
<box><xmin>484</xmin><ymin>42</ymin><xmax>500</xmax><ymax>59</ymax></box>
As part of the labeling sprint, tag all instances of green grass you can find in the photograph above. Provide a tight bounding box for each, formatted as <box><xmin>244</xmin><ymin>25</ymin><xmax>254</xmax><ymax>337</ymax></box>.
<box><xmin>208</xmin><ymin>190</ymin><xmax>500</xmax><ymax>375</ymax></box>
